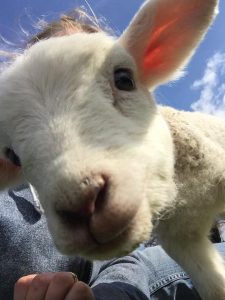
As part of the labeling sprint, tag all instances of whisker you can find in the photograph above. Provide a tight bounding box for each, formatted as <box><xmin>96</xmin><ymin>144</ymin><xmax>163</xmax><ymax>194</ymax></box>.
<box><xmin>82</xmin><ymin>0</ymin><xmax>100</xmax><ymax>28</ymax></box>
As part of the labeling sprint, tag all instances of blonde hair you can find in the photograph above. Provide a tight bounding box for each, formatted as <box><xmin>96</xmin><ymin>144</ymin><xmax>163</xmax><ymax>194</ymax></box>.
<box><xmin>28</xmin><ymin>9</ymin><xmax>103</xmax><ymax>46</ymax></box>
<box><xmin>0</xmin><ymin>8</ymin><xmax>112</xmax><ymax>71</ymax></box>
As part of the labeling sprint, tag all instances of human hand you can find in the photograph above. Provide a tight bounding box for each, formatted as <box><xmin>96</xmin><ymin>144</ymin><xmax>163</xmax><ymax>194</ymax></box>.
<box><xmin>14</xmin><ymin>272</ymin><xmax>95</xmax><ymax>300</ymax></box>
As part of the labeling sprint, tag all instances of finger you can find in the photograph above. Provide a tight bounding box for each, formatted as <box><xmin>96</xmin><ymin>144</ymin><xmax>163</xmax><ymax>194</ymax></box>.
<box><xmin>25</xmin><ymin>273</ymin><xmax>55</xmax><ymax>300</ymax></box>
<box><xmin>65</xmin><ymin>281</ymin><xmax>95</xmax><ymax>300</ymax></box>
<box><xmin>44</xmin><ymin>272</ymin><xmax>77</xmax><ymax>300</ymax></box>
<box><xmin>14</xmin><ymin>274</ymin><xmax>37</xmax><ymax>300</ymax></box>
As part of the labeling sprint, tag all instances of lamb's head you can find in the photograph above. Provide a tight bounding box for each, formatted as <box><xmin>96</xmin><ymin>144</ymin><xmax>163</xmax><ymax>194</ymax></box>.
<box><xmin>0</xmin><ymin>0</ymin><xmax>218</xmax><ymax>259</ymax></box>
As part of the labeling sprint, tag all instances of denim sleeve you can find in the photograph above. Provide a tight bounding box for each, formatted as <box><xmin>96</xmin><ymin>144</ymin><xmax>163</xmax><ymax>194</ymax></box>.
<box><xmin>90</xmin><ymin>250</ymin><xmax>152</xmax><ymax>299</ymax></box>
<box><xmin>90</xmin><ymin>246</ymin><xmax>192</xmax><ymax>299</ymax></box>
<box><xmin>90</xmin><ymin>243</ymin><xmax>225</xmax><ymax>300</ymax></box>
<box><xmin>92</xmin><ymin>283</ymin><xmax>149</xmax><ymax>300</ymax></box>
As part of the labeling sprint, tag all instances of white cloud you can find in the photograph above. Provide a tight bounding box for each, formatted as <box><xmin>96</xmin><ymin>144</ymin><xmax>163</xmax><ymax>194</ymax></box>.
<box><xmin>191</xmin><ymin>52</ymin><xmax>225</xmax><ymax>118</ymax></box>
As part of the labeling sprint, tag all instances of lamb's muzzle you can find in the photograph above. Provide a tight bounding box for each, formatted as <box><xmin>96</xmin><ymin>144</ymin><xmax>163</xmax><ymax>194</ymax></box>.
<box><xmin>55</xmin><ymin>174</ymin><xmax>107</xmax><ymax>220</ymax></box>
<box><xmin>48</xmin><ymin>165</ymin><xmax>148</xmax><ymax>252</ymax></box>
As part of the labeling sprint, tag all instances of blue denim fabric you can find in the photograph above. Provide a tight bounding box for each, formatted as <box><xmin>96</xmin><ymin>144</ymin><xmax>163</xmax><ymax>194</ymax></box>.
<box><xmin>90</xmin><ymin>236</ymin><xmax>225</xmax><ymax>299</ymax></box>
<box><xmin>135</xmin><ymin>246</ymin><xmax>199</xmax><ymax>299</ymax></box>
<box><xmin>91</xmin><ymin>230</ymin><xmax>225</xmax><ymax>299</ymax></box>
<box><xmin>134</xmin><ymin>241</ymin><xmax>225</xmax><ymax>299</ymax></box>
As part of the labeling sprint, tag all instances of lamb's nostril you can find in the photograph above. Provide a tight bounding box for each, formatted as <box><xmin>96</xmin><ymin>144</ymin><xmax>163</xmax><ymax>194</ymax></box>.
<box><xmin>79</xmin><ymin>175</ymin><xmax>107</xmax><ymax>216</ymax></box>
<box><xmin>94</xmin><ymin>179</ymin><xmax>108</xmax><ymax>212</ymax></box>
<box><xmin>56</xmin><ymin>175</ymin><xmax>107</xmax><ymax>225</ymax></box>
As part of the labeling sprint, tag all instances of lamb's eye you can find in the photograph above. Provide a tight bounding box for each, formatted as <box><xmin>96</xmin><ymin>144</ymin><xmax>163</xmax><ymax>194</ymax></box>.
<box><xmin>114</xmin><ymin>68</ymin><xmax>135</xmax><ymax>91</ymax></box>
<box><xmin>4</xmin><ymin>147</ymin><xmax>21</xmax><ymax>167</ymax></box>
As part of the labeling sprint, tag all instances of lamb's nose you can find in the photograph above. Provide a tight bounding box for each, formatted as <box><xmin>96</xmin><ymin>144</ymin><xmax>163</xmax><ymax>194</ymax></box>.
<box><xmin>56</xmin><ymin>175</ymin><xmax>107</xmax><ymax>223</ymax></box>
<box><xmin>79</xmin><ymin>176</ymin><xmax>106</xmax><ymax>216</ymax></box>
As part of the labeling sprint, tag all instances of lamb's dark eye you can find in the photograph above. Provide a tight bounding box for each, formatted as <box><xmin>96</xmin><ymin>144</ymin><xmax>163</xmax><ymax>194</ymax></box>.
<box><xmin>114</xmin><ymin>68</ymin><xmax>136</xmax><ymax>91</ymax></box>
<box><xmin>4</xmin><ymin>147</ymin><xmax>21</xmax><ymax>167</ymax></box>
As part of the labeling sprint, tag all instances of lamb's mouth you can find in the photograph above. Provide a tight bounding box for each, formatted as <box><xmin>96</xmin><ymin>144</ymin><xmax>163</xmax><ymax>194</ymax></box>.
<box><xmin>84</xmin><ymin>227</ymin><xmax>142</xmax><ymax>260</ymax></box>
<box><xmin>62</xmin><ymin>225</ymin><xmax>141</xmax><ymax>259</ymax></box>
<box><xmin>54</xmin><ymin>207</ymin><xmax>144</xmax><ymax>259</ymax></box>
<box><xmin>52</xmin><ymin>177</ymin><xmax>145</xmax><ymax>258</ymax></box>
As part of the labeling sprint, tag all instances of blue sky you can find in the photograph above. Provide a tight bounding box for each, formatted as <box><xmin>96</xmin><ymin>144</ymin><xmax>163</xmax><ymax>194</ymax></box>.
<box><xmin>0</xmin><ymin>0</ymin><xmax>225</xmax><ymax>115</ymax></box>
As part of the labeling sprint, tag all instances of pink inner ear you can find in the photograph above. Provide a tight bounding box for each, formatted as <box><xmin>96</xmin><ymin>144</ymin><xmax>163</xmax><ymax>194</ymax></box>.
<box><xmin>142</xmin><ymin>19</ymin><xmax>176</xmax><ymax>70</ymax></box>
<box><xmin>142</xmin><ymin>26</ymin><xmax>183</xmax><ymax>76</ymax></box>
<box><xmin>0</xmin><ymin>159</ymin><xmax>21</xmax><ymax>173</ymax></box>
<box><xmin>139</xmin><ymin>1</ymin><xmax>210</xmax><ymax>82</ymax></box>
<box><xmin>0</xmin><ymin>159</ymin><xmax>21</xmax><ymax>188</ymax></box>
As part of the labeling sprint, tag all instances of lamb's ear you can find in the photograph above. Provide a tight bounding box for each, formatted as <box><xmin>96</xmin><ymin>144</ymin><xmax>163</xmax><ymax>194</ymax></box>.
<box><xmin>119</xmin><ymin>0</ymin><xmax>218</xmax><ymax>88</ymax></box>
<box><xmin>0</xmin><ymin>151</ymin><xmax>23</xmax><ymax>190</ymax></box>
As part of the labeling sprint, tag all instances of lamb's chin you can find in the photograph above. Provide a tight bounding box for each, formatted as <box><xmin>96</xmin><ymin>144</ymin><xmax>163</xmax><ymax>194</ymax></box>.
<box><xmin>53</xmin><ymin>224</ymin><xmax>149</xmax><ymax>260</ymax></box>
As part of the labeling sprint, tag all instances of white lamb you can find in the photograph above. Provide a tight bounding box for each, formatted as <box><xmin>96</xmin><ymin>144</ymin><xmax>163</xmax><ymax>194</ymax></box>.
<box><xmin>0</xmin><ymin>0</ymin><xmax>223</xmax><ymax>299</ymax></box>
